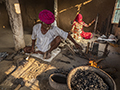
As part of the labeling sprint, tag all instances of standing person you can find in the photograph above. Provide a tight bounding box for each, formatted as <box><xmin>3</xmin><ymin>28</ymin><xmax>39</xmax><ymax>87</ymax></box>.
<box><xmin>24</xmin><ymin>10</ymin><xmax>83</xmax><ymax>59</ymax></box>
<box><xmin>70</xmin><ymin>14</ymin><xmax>95</xmax><ymax>42</ymax></box>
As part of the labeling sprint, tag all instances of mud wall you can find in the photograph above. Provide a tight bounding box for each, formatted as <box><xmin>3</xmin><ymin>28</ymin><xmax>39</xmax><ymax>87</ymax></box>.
<box><xmin>19</xmin><ymin>0</ymin><xmax>54</xmax><ymax>31</ymax></box>
<box><xmin>0</xmin><ymin>0</ymin><xmax>116</xmax><ymax>35</ymax></box>
<box><xmin>0</xmin><ymin>0</ymin><xmax>54</xmax><ymax>32</ymax></box>
<box><xmin>0</xmin><ymin>2</ymin><xmax>10</xmax><ymax>29</ymax></box>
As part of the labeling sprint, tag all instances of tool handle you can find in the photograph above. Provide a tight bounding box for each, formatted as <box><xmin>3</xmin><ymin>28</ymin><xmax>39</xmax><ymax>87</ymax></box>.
<box><xmin>14</xmin><ymin>84</ymin><xmax>21</xmax><ymax>90</ymax></box>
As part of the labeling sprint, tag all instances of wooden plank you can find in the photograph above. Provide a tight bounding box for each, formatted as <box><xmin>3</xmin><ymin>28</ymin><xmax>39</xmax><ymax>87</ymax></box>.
<box><xmin>0</xmin><ymin>57</ymin><xmax>51</xmax><ymax>90</ymax></box>
<box><xmin>12</xmin><ymin>58</ymin><xmax>35</xmax><ymax>78</ymax></box>
<box><xmin>20</xmin><ymin>61</ymin><xmax>44</xmax><ymax>79</ymax></box>
<box><xmin>5</xmin><ymin>65</ymin><xmax>16</xmax><ymax>75</ymax></box>
<box><xmin>0</xmin><ymin>58</ymin><xmax>35</xmax><ymax>87</ymax></box>
<box><xmin>20</xmin><ymin>62</ymin><xmax>49</xmax><ymax>90</ymax></box>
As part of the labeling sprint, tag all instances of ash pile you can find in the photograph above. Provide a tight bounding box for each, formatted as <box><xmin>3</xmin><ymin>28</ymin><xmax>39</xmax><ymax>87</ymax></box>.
<box><xmin>71</xmin><ymin>69</ymin><xmax>109</xmax><ymax>90</ymax></box>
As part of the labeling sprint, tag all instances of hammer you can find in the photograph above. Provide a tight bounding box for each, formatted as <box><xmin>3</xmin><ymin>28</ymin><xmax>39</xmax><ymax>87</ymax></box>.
<box><xmin>14</xmin><ymin>78</ymin><xmax>25</xmax><ymax>90</ymax></box>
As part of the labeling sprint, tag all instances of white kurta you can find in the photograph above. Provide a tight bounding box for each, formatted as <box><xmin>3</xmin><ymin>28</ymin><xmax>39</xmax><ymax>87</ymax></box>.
<box><xmin>31</xmin><ymin>23</ymin><xmax>68</xmax><ymax>52</ymax></box>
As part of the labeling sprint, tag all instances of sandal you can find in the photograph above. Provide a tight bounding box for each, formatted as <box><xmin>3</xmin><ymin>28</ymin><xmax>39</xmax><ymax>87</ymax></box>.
<box><xmin>43</xmin><ymin>52</ymin><xmax>51</xmax><ymax>59</ymax></box>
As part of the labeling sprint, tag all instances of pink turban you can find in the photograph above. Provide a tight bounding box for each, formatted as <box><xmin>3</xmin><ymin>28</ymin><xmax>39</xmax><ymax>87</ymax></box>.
<box><xmin>39</xmin><ymin>10</ymin><xmax>55</xmax><ymax>24</ymax></box>
<box><xmin>74</xmin><ymin>14</ymin><xmax>83</xmax><ymax>23</ymax></box>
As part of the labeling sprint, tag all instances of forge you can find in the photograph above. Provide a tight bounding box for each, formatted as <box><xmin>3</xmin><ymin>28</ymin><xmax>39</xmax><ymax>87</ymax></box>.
<box><xmin>67</xmin><ymin>66</ymin><xmax>116</xmax><ymax>90</ymax></box>
<box><xmin>48</xmin><ymin>63</ymin><xmax>116</xmax><ymax>90</ymax></box>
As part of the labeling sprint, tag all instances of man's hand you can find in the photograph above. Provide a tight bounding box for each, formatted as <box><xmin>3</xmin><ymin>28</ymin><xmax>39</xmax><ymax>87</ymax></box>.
<box><xmin>67</xmin><ymin>34</ymin><xmax>83</xmax><ymax>50</ymax></box>
<box><xmin>31</xmin><ymin>47</ymin><xmax>35</xmax><ymax>53</ymax></box>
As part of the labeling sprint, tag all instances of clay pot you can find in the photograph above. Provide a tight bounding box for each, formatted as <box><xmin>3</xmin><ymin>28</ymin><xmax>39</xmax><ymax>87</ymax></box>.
<box><xmin>49</xmin><ymin>73</ymin><xmax>68</xmax><ymax>90</ymax></box>
<box><xmin>67</xmin><ymin>66</ymin><xmax>116</xmax><ymax>90</ymax></box>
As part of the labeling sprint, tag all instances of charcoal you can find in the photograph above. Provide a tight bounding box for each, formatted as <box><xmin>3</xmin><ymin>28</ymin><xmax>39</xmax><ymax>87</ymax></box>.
<box><xmin>71</xmin><ymin>69</ymin><xmax>109</xmax><ymax>90</ymax></box>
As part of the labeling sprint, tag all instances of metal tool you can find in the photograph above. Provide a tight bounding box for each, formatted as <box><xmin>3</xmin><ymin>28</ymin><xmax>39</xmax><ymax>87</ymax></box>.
<box><xmin>26</xmin><ymin>52</ymin><xmax>33</xmax><ymax>60</ymax></box>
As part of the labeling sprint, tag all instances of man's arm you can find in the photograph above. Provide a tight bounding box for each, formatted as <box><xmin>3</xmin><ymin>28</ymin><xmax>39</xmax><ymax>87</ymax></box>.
<box><xmin>67</xmin><ymin>34</ymin><xmax>83</xmax><ymax>50</ymax></box>
<box><xmin>31</xmin><ymin>39</ymin><xmax>36</xmax><ymax>52</ymax></box>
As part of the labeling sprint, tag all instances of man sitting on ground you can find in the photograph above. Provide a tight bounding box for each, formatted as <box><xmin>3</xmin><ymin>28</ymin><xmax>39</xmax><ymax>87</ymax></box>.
<box><xmin>23</xmin><ymin>10</ymin><xmax>83</xmax><ymax>59</ymax></box>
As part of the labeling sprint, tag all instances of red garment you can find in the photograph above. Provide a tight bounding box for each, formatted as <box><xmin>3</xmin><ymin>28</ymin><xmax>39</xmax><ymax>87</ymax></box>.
<box><xmin>80</xmin><ymin>31</ymin><xmax>93</xmax><ymax>39</ymax></box>
<box><xmin>71</xmin><ymin>14</ymin><xmax>93</xmax><ymax>40</ymax></box>
<box><xmin>74</xmin><ymin>14</ymin><xmax>83</xmax><ymax>23</ymax></box>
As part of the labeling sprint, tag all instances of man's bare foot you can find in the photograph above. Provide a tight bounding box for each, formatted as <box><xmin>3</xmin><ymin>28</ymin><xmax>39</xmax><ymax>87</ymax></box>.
<box><xmin>43</xmin><ymin>52</ymin><xmax>51</xmax><ymax>59</ymax></box>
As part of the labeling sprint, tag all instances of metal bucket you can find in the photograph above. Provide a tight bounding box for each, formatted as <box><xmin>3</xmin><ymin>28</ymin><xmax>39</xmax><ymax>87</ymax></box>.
<box><xmin>67</xmin><ymin>66</ymin><xmax>116</xmax><ymax>90</ymax></box>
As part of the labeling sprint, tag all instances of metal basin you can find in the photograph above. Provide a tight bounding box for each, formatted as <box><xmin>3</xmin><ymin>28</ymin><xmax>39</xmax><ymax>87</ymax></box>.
<box><xmin>67</xmin><ymin>66</ymin><xmax>116</xmax><ymax>90</ymax></box>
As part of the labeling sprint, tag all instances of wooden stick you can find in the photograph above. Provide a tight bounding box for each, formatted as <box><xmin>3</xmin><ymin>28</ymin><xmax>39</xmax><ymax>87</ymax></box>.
<box><xmin>102</xmin><ymin>43</ymin><xmax>109</xmax><ymax>57</ymax></box>
<box><xmin>95</xmin><ymin>58</ymin><xmax>105</xmax><ymax>64</ymax></box>
<box><xmin>61</xmin><ymin>39</ymin><xmax>75</xmax><ymax>55</ymax></box>
<box><xmin>105</xmin><ymin>15</ymin><xmax>111</xmax><ymax>36</ymax></box>
<box><xmin>94</xmin><ymin>14</ymin><xmax>99</xmax><ymax>34</ymax></box>
<box><xmin>85</xmin><ymin>42</ymin><xmax>90</xmax><ymax>54</ymax></box>
<box><xmin>14</xmin><ymin>84</ymin><xmax>21</xmax><ymax>90</ymax></box>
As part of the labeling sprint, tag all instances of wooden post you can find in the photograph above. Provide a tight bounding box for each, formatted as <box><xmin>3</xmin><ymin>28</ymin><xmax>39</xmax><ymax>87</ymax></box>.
<box><xmin>54</xmin><ymin>0</ymin><xmax>58</xmax><ymax>21</ymax></box>
<box><xmin>94</xmin><ymin>14</ymin><xmax>99</xmax><ymax>34</ymax></box>
<box><xmin>92</xmin><ymin>42</ymin><xmax>99</xmax><ymax>55</ymax></box>
<box><xmin>85</xmin><ymin>42</ymin><xmax>90</xmax><ymax>54</ymax></box>
<box><xmin>5</xmin><ymin>0</ymin><xmax>25</xmax><ymax>51</ymax></box>
<box><xmin>105</xmin><ymin>15</ymin><xmax>111</xmax><ymax>36</ymax></box>
<box><xmin>102</xmin><ymin>43</ymin><xmax>109</xmax><ymax>57</ymax></box>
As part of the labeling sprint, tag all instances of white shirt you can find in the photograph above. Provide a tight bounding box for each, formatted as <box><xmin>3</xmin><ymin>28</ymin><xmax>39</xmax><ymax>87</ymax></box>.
<box><xmin>31</xmin><ymin>23</ymin><xmax>68</xmax><ymax>52</ymax></box>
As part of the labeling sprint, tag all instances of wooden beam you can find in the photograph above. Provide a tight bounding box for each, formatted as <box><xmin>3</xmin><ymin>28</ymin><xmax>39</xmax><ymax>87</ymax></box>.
<box><xmin>54</xmin><ymin>0</ymin><xmax>58</xmax><ymax>21</ymax></box>
<box><xmin>5</xmin><ymin>0</ymin><xmax>25</xmax><ymax>51</ymax></box>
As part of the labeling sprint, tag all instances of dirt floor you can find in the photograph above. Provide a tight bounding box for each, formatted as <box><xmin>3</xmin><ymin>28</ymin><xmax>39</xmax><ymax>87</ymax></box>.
<box><xmin>0</xmin><ymin>28</ymin><xmax>120</xmax><ymax>90</ymax></box>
